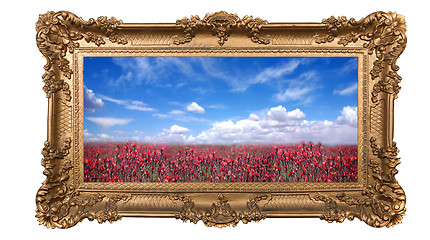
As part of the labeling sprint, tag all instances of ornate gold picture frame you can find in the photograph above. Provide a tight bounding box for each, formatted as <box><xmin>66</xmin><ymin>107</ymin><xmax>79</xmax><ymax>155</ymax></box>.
<box><xmin>35</xmin><ymin>10</ymin><xmax>406</xmax><ymax>228</ymax></box>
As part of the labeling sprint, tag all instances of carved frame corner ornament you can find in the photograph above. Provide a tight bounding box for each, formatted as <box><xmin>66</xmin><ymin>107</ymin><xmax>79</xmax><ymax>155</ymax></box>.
<box><xmin>36</xmin><ymin>11</ymin><xmax>127</xmax><ymax>100</ymax></box>
<box><xmin>315</xmin><ymin>11</ymin><xmax>406</xmax><ymax>103</ymax></box>
<box><xmin>35</xmin><ymin>10</ymin><xmax>406</xmax><ymax>229</ymax></box>
<box><xmin>313</xmin><ymin>136</ymin><xmax>405</xmax><ymax>227</ymax></box>
<box><xmin>36</xmin><ymin>137</ymin><xmax>132</xmax><ymax>228</ymax></box>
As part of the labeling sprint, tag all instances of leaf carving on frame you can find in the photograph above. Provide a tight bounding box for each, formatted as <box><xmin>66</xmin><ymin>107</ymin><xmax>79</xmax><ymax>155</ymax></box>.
<box><xmin>316</xmin><ymin>11</ymin><xmax>406</xmax><ymax>103</ymax></box>
<box><xmin>172</xmin><ymin>193</ymin><xmax>268</xmax><ymax>228</ymax></box>
<box><xmin>95</xmin><ymin>194</ymin><xmax>131</xmax><ymax>224</ymax></box>
<box><xmin>313</xmin><ymin>194</ymin><xmax>348</xmax><ymax>223</ymax></box>
<box><xmin>36</xmin><ymin>11</ymin><xmax>127</xmax><ymax>99</ymax></box>
<box><xmin>36</xmin><ymin>139</ymin><xmax>130</xmax><ymax>228</ymax></box>
<box><xmin>173</xmin><ymin>11</ymin><xmax>270</xmax><ymax>46</ymax></box>
<box><xmin>171</xmin><ymin>195</ymin><xmax>201</xmax><ymax>224</ymax></box>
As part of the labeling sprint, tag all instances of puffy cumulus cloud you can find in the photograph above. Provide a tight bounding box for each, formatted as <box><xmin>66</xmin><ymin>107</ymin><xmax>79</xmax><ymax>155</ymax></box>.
<box><xmin>84</xmin><ymin>86</ymin><xmax>104</xmax><ymax>113</ymax></box>
<box><xmin>184</xmin><ymin>105</ymin><xmax>357</xmax><ymax>145</ymax></box>
<box><xmin>257</xmin><ymin>106</ymin><xmax>306</xmax><ymax>129</ymax></box>
<box><xmin>138</xmin><ymin>105</ymin><xmax>357</xmax><ymax>145</ymax></box>
<box><xmin>335</xmin><ymin>106</ymin><xmax>357</xmax><ymax>127</ymax></box>
<box><xmin>164</xmin><ymin>125</ymin><xmax>192</xmax><ymax>134</ymax></box>
<box><xmin>86</xmin><ymin>117</ymin><xmax>133</xmax><ymax>129</ymax></box>
<box><xmin>184</xmin><ymin>106</ymin><xmax>305</xmax><ymax>144</ymax></box>
<box><xmin>186</xmin><ymin>102</ymin><xmax>205</xmax><ymax>114</ymax></box>
<box><xmin>267</xmin><ymin>106</ymin><xmax>305</xmax><ymax>122</ymax></box>
<box><xmin>248</xmin><ymin>113</ymin><xmax>260</xmax><ymax>121</ymax></box>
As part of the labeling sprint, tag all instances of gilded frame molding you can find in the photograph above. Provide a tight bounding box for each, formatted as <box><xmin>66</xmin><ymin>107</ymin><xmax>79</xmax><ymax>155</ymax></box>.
<box><xmin>35</xmin><ymin>11</ymin><xmax>406</xmax><ymax>228</ymax></box>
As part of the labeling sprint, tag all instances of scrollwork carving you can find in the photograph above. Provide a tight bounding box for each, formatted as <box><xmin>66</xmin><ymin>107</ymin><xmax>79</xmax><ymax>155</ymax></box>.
<box><xmin>172</xmin><ymin>193</ymin><xmax>268</xmax><ymax>228</ymax></box>
<box><xmin>316</xmin><ymin>11</ymin><xmax>406</xmax><ymax>103</ymax></box>
<box><xmin>95</xmin><ymin>194</ymin><xmax>131</xmax><ymax>224</ymax></box>
<box><xmin>313</xmin><ymin>194</ymin><xmax>348</xmax><ymax>223</ymax></box>
<box><xmin>173</xmin><ymin>11</ymin><xmax>269</xmax><ymax>46</ymax></box>
<box><xmin>170</xmin><ymin>195</ymin><xmax>201</xmax><ymax>224</ymax></box>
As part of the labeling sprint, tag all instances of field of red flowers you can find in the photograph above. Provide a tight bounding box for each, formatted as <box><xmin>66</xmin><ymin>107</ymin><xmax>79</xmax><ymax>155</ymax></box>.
<box><xmin>84</xmin><ymin>142</ymin><xmax>357</xmax><ymax>183</ymax></box>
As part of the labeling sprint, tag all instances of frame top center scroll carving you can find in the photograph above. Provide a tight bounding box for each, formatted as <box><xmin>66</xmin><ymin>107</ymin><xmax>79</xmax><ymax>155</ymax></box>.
<box><xmin>173</xmin><ymin>11</ymin><xmax>270</xmax><ymax>46</ymax></box>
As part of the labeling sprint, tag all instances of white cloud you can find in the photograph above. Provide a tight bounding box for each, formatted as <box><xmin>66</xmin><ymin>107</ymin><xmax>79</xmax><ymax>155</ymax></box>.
<box><xmin>111</xmin><ymin>57</ymin><xmax>153</xmax><ymax>85</ymax></box>
<box><xmin>206</xmin><ymin>104</ymin><xmax>226</xmax><ymax>109</ymax></box>
<box><xmin>335</xmin><ymin>106</ymin><xmax>357</xmax><ymax>126</ymax></box>
<box><xmin>84</xmin><ymin>129</ymin><xmax>93</xmax><ymax>137</ymax></box>
<box><xmin>86</xmin><ymin>106</ymin><xmax>357</xmax><ymax>145</ymax></box>
<box><xmin>252</xmin><ymin>59</ymin><xmax>301</xmax><ymax>84</ymax></box>
<box><xmin>98</xmin><ymin>95</ymin><xmax>125</xmax><ymax>105</ymax></box>
<box><xmin>182</xmin><ymin>105</ymin><xmax>357</xmax><ymax>145</ymax></box>
<box><xmin>273</xmin><ymin>71</ymin><xmax>318</xmax><ymax>103</ymax></box>
<box><xmin>339</xmin><ymin>58</ymin><xmax>358</xmax><ymax>74</ymax></box>
<box><xmin>286</xmin><ymin>108</ymin><xmax>307</xmax><ymax>120</ymax></box>
<box><xmin>113</xmin><ymin>130</ymin><xmax>125</xmax><ymax>135</ymax></box>
<box><xmin>109</xmin><ymin>57</ymin><xmax>312</xmax><ymax>95</ymax></box>
<box><xmin>152</xmin><ymin>113</ymin><xmax>169</xmax><ymax>119</ymax></box>
<box><xmin>111</xmin><ymin>57</ymin><xmax>200</xmax><ymax>87</ymax></box>
<box><xmin>84</xmin><ymin>86</ymin><xmax>104</xmax><ymax>113</ymax></box>
<box><xmin>164</xmin><ymin>125</ymin><xmax>192</xmax><ymax>134</ymax></box>
<box><xmin>231</xmin><ymin>59</ymin><xmax>304</xmax><ymax>92</ymax></box>
<box><xmin>84</xmin><ymin>129</ymin><xmax>114</xmax><ymax>142</ymax></box>
<box><xmin>186</xmin><ymin>102</ymin><xmax>205</xmax><ymax>114</ymax></box>
<box><xmin>191</xmin><ymin>87</ymin><xmax>213</xmax><ymax>95</ymax></box>
<box><xmin>264</xmin><ymin>106</ymin><xmax>306</xmax><ymax>127</ymax></box>
<box><xmin>142</xmin><ymin>125</ymin><xmax>192</xmax><ymax>143</ymax></box>
<box><xmin>334</xmin><ymin>83</ymin><xmax>357</xmax><ymax>96</ymax></box>
<box><xmin>176</xmin><ymin>82</ymin><xmax>187</xmax><ymax>88</ymax></box>
<box><xmin>125</xmin><ymin>104</ymin><xmax>156</xmax><ymax>112</ymax></box>
<box><xmin>248</xmin><ymin>113</ymin><xmax>260</xmax><ymax>121</ymax></box>
<box><xmin>153</xmin><ymin>111</ymin><xmax>208</xmax><ymax>123</ymax></box>
<box><xmin>86</xmin><ymin>117</ymin><xmax>133</xmax><ymax>129</ymax></box>
<box><xmin>98</xmin><ymin>133</ymin><xmax>111</xmax><ymax>139</ymax></box>
<box><xmin>100</xmin><ymin>95</ymin><xmax>156</xmax><ymax>112</ymax></box>
<box><xmin>169</xmin><ymin>110</ymin><xmax>185</xmax><ymax>115</ymax></box>
<box><xmin>275</xmin><ymin>87</ymin><xmax>314</xmax><ymax>101</ymax></box>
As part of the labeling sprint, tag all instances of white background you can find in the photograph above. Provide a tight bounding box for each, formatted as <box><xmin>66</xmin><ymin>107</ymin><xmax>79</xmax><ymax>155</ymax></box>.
<box><xmin>0</xmin><ymin>0</ymin><xmax>428</xmax><ymax>238</ymax></box>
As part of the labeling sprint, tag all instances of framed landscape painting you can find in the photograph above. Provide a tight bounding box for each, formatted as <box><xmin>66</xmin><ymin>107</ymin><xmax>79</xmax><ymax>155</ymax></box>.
<box><xmin>36</xmin><ymin>10</ymin><xmax>406</xmax><ymax>229</ymax></box>
<box><xmin>83</xmin><ymin>56</ymin><xmax>358</xmax><ymax>184</ymax></box>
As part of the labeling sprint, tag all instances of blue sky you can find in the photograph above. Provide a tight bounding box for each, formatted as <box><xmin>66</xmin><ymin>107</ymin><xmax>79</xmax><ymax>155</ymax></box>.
<box><xmin>84</xmin><ymin>56</ymin><xmax>358</xmax><ymax>145</ymax></box>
